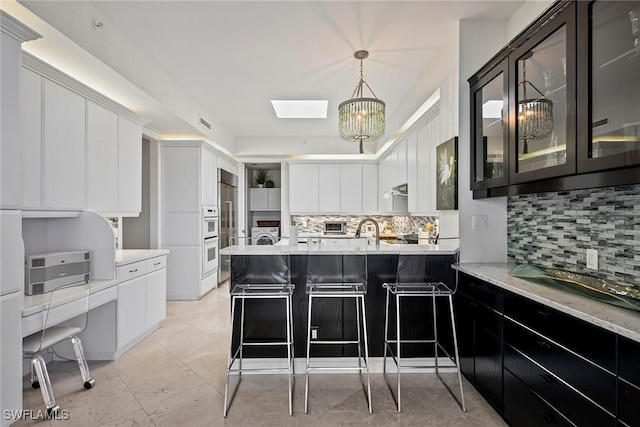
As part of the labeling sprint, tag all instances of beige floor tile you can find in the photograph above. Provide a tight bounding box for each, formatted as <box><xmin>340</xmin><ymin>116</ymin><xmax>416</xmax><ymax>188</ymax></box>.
<box><xmin>103</xmin><ymin>409</ymin><xmax>155</xmax><ymax>427</ymax></box>
<box><xmin>122</xmin><ymin>365</ymin><xmax>206</xmax><ymax>409</ymax></box>
<box><xmin>112</xmin><ymin>347</ymin><xmax>184</xmax><ymax>382</ymax></box>
<box><xmin>144</xmin><ymin>384</ymin><xmax>223</xmax><ymax>427</ymax></box>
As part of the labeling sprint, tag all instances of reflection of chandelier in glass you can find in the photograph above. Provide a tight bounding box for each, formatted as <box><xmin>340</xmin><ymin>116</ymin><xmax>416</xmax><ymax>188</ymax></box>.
<box><xmin>518</xmin><ymin>52</ymin><xmax>553</xmax><ymax>154</ymax></box>
<box><xmin>338</xmin><ymin>50</ymin><xmax>385</xmax><ymax>154</ymax></box>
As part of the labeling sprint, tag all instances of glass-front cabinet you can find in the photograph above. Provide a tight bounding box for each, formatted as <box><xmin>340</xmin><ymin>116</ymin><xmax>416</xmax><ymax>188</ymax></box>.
<box><xmin>470</xmin><ymin>59</ymin><xmax>509</xmax><ymax>190</ymax></box>
<box><xmin>577</xmin><ymin>0</ymin><xmax>640</xmax><ymax>172</ymax></box>
<box><xmin>509</xmin><ymin>4</ymin><xmax>576</xmax><ymax>183</ymax></box>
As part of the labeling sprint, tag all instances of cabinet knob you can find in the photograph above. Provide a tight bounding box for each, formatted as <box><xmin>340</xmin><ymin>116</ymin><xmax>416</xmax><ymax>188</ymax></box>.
<box><xmin>129</xmin><ymin>269</ymin><xmax>138</xmax><ymax>273</ymax></box>
<box><xmin>538</xmin><ymin>373</ymin><xmax>555</xmax><ymax>383</ymax></box>
<box><xmin>539</xmin><ymin>411</ymin><xmax>555</xmax><ymax>423</ymax></box>
<box><xmin>537</xmin><ymin>340</ymin><xmax>552</xmax><ymax>350</ymax></box>
<box><xmin>536</xmin><ymin>310</ymin><xmax>551</xmax><ymax>319</ymax></box>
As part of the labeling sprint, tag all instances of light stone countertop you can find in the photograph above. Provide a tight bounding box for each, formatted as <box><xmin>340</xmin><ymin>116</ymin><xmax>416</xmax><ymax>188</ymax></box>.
<box><xmin>455</xmin><ymin>262</ymin><xmax>640</xmax><ymax>344</ymax></box>
<box><xmin>220</xmin><ymin>238</ymin><xmax>459</xmax><ymax>256</ymax></box>
<box><xmin>115</xmin><ymin>249</ymin><xmax>170</xmax><ymax>266</ymax></box>
<box><xmin>23</xmin><ymin>279</ymin><xmax>118</xmax><ymax>317</ymax></box>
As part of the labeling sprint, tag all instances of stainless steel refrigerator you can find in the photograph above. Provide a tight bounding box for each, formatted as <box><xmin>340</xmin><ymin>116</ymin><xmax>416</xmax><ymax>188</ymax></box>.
<box><xmin>218</xmin><ymin>168</ymin><xmax>238</xmax><ymax>283</ymax></box>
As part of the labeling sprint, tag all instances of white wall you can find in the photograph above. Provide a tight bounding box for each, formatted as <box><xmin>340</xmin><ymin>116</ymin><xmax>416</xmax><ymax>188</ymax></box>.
<box><xmin>234</xmin><ymin>135</ymin><xmax>375</xmax><ymax>156</ymax></box>
<box><xmin>507</xmin><ymin>1</ymin><xmax>554</xmax><ymax>40</ymax></box>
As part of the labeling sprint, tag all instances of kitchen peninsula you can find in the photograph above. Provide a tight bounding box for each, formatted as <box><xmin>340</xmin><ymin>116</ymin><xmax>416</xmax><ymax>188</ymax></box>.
<box><xmin>220</xmin><ymin>240</ymin><xmax>459</xmax><ymax>359</ymax></box>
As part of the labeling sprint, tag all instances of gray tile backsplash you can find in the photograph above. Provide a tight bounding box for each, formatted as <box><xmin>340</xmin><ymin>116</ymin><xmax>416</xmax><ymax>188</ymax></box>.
<box><xmin>291</xmin><ymin>215</ymin><xmax>437</xmax><ymax>234</ymax></box>
<box><xmin>507</xmin><ymin>185</ymin><xmax>640</xmax><ymax>287</ymax></box>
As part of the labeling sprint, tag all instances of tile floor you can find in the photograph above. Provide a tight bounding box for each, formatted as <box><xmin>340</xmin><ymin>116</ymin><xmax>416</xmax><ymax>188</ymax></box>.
<box><xmin>17</xmin><ymin>283</ymin><xmax>506</xmax><ymax>427</ymax></box>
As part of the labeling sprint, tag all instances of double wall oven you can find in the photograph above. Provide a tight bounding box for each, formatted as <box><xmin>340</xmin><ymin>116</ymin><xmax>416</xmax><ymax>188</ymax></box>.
<box><xmin>202</xmin><ymin>206</ymin><xmax>219</xmax><ymax>277</ymax></box>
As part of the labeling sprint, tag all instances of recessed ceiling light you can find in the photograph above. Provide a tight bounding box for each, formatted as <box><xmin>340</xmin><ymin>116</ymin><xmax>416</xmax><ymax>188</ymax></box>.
<box><xmin>482</xmin><ymin>100</ymin><xmax>503</xmax><ymax>119</ymax></box>
<box><xmin>271</xmin><ymin>100</ymin><xmax>328</xmax><ymax>119</ymax></box>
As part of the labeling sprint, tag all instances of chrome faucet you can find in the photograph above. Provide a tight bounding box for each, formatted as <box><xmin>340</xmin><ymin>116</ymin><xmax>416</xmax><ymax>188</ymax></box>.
<box><xmin>355</xmin><ymin>218</ymin><xmax>380</xmax><ymax>247</ymax></box>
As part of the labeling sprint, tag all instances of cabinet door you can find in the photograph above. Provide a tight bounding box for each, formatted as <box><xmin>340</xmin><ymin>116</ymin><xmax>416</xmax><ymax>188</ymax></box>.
<box><xmin>161</xmin><ymin>146</ymin><xmax>201</xmax><ymax>213</ymax></box>
<box><xmin>19</xmin><ymin>67</ymin><xmax>42</xmax><ymax>209</ymax></box>
<box><xmin>250</xmin><ymin>188</ymin><xmax>269</xmax><ymax>211</ymax></box>
<box><xmin>407</xmin><ymin>133</ymin><xmax>418</xmax><ymax>212</ymax></box>
<box><xmin>201</xmin><ymin>147</ymin><xmax>217</xmax><ymax>206</ymax></box>
<box><xmin>470</xmin><ymin>59</ymin><xmax>509</xmax><ymax>190</ymax></box>
<box><xmin>86</xmin><ymin>102</ymin><xmax>118</xmax><ymax>212</ymax></box>
<box><xmin>577</xmin><ymin>1</ymin><xmax>640</xmax><ymax>173</ymax></box>
<box><xmin>0</xmin><ymin>293</ymin><xmax>22</xmax><ymax>421</ymax></box>
<box><xmin>417</xmin><ymin>120</ymin><xmax>437</xmax><ymax>213</ymax></box>
<box><xmin>117</xmin><ymin>116</ymin><xmax>142</xmax><ymax>214</ymax></box>
<box><xmin>117</xmin><ymin>276</ymin><xmax>147</xmax><ymax>349</ymax></box>
<box><xmin>145</xmin><ymin>269</ymin><xmax>166</xmax><ymax>328</ymax></box>
<box><xmin>509</xmin><ymin>4</ymin><xmax>576</xmax><ymax>183</ymax></box>
<box><xmin>318</xmin><ymin>164</ymin><xmax>341</xmax><ymax>212</ymax></box>
<box><xmin>42</xmin><ymin>79</ymin><xmax>86</xmax><ymax>210</ymax></box>
<box><xmin>267</xmin><ymin>188</ymin><xmax>281</xmax><ymax>211</ymax></box>
<box><xmin>378</xmin><ymin>156</ymin><xmax>393</xmax><ymax>213</ymax></box>
<box><xmin>362</xmin><ymin>164</ymin><xmax>378</xmax><ymax>213</ymax></box>
<box><xmin>396</xmin><ymin>141</ymin><xmax>408</xmax><ymax>186</ymax></box>
<box><xmin>340</xmin><ymin>164</ymin><xmax>362</xmax><ymax>213</ymax></box>
<box><xmin>289</xmin><ymin>163</ymin><xmax>318</xmax><ymax>213</ymax></box>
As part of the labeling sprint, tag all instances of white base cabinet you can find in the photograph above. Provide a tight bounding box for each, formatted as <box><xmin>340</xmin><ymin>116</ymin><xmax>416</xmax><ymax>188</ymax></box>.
<box><xmin>1</xmin><ymin>292</ymin><xmax>22</xmax><ymax>426</ymax></box>
<box><xmin>116</xmin><ymin>256</ymin><xmax>166</xmax><ymax>352</ymax></box>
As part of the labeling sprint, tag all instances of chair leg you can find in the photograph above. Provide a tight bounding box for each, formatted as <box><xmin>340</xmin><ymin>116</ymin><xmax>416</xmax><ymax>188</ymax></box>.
<box><xmin>433</xmin><ymin>295</ymin><xmax>438</xmax><ymax>374</ymax></box>
<box><xmin>382</xmin><ymin>287</ymin><xmax>390</xmax><ymax>377</ymax></box>
<box><xmin>360</xmin><ymin>295</ymin><xmax>372</xmax><ymax>414</ymax></box>
<box><xmin>395</xmin><ymin>293</ymin><xmax>401</xmax><ymax>413</ymax></box>
<box><xmin>32</xmin><ymin>355</ymin><xmax>59</xmax><ymax>415</ymax></box>
<box><xmin>355</xmin><ymin>295</ymin><xmax>362</xmax><ymax>378</ymax></box>
<box><xmin>449</xmin><ymin>295</ymin><xmax>467</xmax><ymax>412</ymax></box>
<box><xmin>70</xmin><ymin>335</ymin><xmax>95</xmax><ymax>389</ymax></box>
<box><xmin>285</xmin><ymin>295</ymin><xmax>293</xmax><ymax>416</ymax></box>
<box><xmin>304</xmin><ymin>294</ymin><xmax>313</xmax><ymax>414</ymax></box>
<box><xmin>223</xmin><ymin>295</ymin><xmax>239</xmax><ymax>418</ymax></box>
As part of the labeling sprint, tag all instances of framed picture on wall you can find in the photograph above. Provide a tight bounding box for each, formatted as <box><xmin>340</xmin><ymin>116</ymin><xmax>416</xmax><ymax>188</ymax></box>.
<box><xmin>436</xmin><ymin>136</ymin><xmax>458</xmax><ymax>210</ymax></box>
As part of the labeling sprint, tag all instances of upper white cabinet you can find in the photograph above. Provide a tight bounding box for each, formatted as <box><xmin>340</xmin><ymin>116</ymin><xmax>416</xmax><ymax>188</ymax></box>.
<box><xmin>201</xmin><ymin>146</ymin><xmax>217</xmax><ymax>206</ymax></box>
<box><xmin>340</xmin><ymin>164</ymin><xmax>362</xmax><ymax>213</ymax></box>
<box><xmin>117</xmin><ymin>116</ymin><xmax>142</xmax><ymax>214</ymax></box>
<box><xmin>86</xmin><ymin>102</ymin><xmax>118</xmax><ymax>212</ymax></box>
<box><xmin>378</xmin><ymin>155</ymin><xmax>393</xmax><ymax>213</ymax></box>
<box><xmin>416</xmin><ymin>119</ymin><xmax>438</xmax><ymax>214</ymax></box>
<box><xmin>19</xmin><ymin>54</ymin><xmax>148</xmax><ymax>213</ymax></box>
<box><xmin>289</xmin><ymin>163</ymin><xmax>319</xmax><ymax>213</ymax></box>
<box><xmin>42</xmin><ymin>79</ymin><xmax>86</xmax><ymax>210</ymax></box>
<box><xmin>407</xmin><ymin>132</ymin><xmax>418</xmax><ymax>213</ymax></box>
<box><xmin>362</xmin><ymin>164</ymin><xmax>378</xmax><ymax>213</ymax></box>
<box><xmin>318</xmin><ymin>164</ymin><xmax>341</xmax><ymax>213</ymax></box>
<box><xmin>250</xmin><ymin>188</ymin><xmax>280</xmax><ymax>211</ymax></box>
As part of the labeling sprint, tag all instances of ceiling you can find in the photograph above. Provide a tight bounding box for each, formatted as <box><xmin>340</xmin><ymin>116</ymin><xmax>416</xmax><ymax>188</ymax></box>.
<box><xmin>17</xmin><ymin>0</ymin><xmax>526</xmax><ymax>156</ymax></box>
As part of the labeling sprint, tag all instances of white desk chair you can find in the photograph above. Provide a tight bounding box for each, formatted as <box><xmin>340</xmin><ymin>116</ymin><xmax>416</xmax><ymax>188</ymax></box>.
<box><xmin>22</xmin><ymin>282</ymin><xmax>95</xmax><ymax>416</ymax></box>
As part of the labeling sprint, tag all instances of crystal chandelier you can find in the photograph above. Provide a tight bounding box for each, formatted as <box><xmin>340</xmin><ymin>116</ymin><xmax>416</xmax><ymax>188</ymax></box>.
<box><xmin>338</xmin><ymin>50</ymin><xmax>385</xmax><ymax>154</ymax></box>
<box><xmin>518</xmin><ymin>52</ymin><xmax>553</xmax><ymax>154</ymax></box>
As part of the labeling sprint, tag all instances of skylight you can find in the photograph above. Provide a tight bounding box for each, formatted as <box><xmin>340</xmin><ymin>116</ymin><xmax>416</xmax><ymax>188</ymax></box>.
<box><xmin>271</xmin><ymin>100</ymin><xmax>328</xmax><ymax>119</ymax></box>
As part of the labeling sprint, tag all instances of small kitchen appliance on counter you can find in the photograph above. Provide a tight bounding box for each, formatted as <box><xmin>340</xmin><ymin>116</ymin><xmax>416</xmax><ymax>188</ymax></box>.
<box><xmin>324</xmin><ymin>221</ymin><xmax>347</xmax><ymax>235</ymax></box>
<box><xmin>24</xmin><ymin>251</ymin><xmax>91</xmax><ymax>295</ymax></box>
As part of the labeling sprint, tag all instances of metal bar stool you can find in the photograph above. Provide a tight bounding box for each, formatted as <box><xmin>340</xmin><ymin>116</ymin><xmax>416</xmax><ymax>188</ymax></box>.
<box><xmin>382</xmin><ymin>248</ymin><xmax>465</xmax><ymax>412</ymax></box>
<box><xmin>304</xmin><ymin>239</ymin><xmax>372</xmax><ymax>414</ymax></box>
<box><xmin>223</xmin><ymin>237</ymin><xmax>295</xmax><ymax>417</ymax></box>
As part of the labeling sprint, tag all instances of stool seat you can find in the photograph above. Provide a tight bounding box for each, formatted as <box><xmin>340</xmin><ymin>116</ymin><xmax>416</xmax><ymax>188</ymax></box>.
<box><xmin>383</xmin><ymin>282</ymin><xmax>453</xmax><ymax>295</ymax></box>
<box><xmin>230</xmin><ymin>283</ymin><xmax>295</xmax><ymax>297</ymax></box>
<box><xmin>306</xmin><ymin>282</ymin><xmax>366</xmax><ymax>296</ymax></box>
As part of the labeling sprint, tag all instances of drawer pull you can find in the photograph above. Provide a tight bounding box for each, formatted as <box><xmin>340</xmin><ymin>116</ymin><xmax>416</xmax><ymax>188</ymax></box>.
<box><xmin>536</xmin><ymin>310</ymin><xmax>551</xmax><ymax>319</ymax></box>
<box><xmin>539</xmin><ymin>411</ymin><xmax>555</xmax><ymax>423</ymax></box>
<box><xmin>469</xmin><ymin>302</ymin><xmax>479</xmax><ymax>309</ymax></box>
<box><xmin>129</xmin><ymin>269</ymin><xmax>138</xmax><ymax>273</ymax></box>
<box><xmin>154</xmin><ymin>262</ymin><xmax>161</xmax><ymax>266</ymax></box>
<box><xmin>537</xmin><ymin>340</ymin><xmax>552</xmax><ymax>349</ymax></box>
<box><xmin>538</xmin><ymin>373</ymin><xmax>555</xmax><ymax>383</ymax></box>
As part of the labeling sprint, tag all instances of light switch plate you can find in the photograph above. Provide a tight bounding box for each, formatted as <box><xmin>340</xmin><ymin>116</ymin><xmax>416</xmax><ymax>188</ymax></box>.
<box><xmin>472</xmin><ymin>215</ymin><xmax>488</xmax><ymax>230</ymax></box>
<box><xmin>586</xmin><ymin>249</ymin><xmax>598</xmax><ymax>270</ymax></box>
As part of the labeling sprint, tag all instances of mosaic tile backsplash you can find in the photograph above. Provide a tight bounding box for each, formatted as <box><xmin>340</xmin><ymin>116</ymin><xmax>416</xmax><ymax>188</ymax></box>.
<box><xmin>291</xmin><ymin>215</ymin><xmax>437</xmax><ymax>235</ymax></box>
<box><xmin>507</xmin><ymin>185</ymin><xmax>640</xmax><ymax>287</ymax></box>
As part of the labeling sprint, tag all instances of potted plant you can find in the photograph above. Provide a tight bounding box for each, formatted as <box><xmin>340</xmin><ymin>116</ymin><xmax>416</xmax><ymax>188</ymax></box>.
<box><xmin>254</xmin><ymin>169</ymin><xmax>269</xmax><ymax>188</ymax></box>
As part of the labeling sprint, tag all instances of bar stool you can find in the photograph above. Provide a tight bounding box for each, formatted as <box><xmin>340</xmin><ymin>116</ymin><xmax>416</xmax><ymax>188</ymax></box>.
<box><xmin>304</xmin><ymin>239</ymin><xmax>372</xmax><ymax>414</ymax></box>
<box><xmin>223</xmin><ymin>237</ymin><xmax>295</xmax><ymax>417</ymax></box>
<box><xmin>382</xmin><ymin>247</ymin><xmax>465</xmax><ymax>412</ymax></box>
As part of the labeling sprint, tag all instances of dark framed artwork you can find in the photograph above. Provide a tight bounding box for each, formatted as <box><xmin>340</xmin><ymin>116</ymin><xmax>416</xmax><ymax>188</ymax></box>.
<box><xmin>436</xmin><ymin>136</ymin><xmax>458</xmax><ymax>210</ymax></box>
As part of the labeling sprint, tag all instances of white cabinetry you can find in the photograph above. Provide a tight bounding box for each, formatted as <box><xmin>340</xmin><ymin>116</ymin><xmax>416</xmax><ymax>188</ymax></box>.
<box><xmin>117</xmin><ymin>116</ymin><xmax>142</xmax><ymax>214</ymax></box>
<box><xmin>116</xmin><ymin>256</ymin><xmax>166</xmax><ymax>351</ymax></box>
<box><xmin>378</xmin><ymin>155</ymin><xmax>393</xmax><ymax>213</ymax></box>
<box><xmin>250</xmin><ymin>188</ymin><xmax>281</xmax><ymax>211</ymax></box>
<box><xmin>407</xmin><ymin>132</ymin><xmax>418</xmax><ymax>213</ymax></box>
<box><xmin>340</xmin><ymin>164</ymin><xmax>362</xmax><ymax>213</ymax></box>
<box><xmin>416</xmin><ymin>119</ymin><xmax>438</xmax><ymax>214</ymax></box>
<box><xmin>1</xmin><ymin>292</ymin><xmax>21</xmax><ymax>423</ymax></box>
<box><xmin>318</xmin><ymin>164</ymin><xmax>341</xmax><ymax>213</ymax></box>
<box><xmin>86</xmin><ymin>102</ymin><xmax>118</xmax><ymax>212</ymax></box>
<box><xmin>19</xmin><ymin>67</ymin><xmax>42</xmax><ymax>209</ymax></box>
<box><xmin>42</xmin><ymin>79</ymin><xmax>86</xmax><ymax>210</ymax></box>
<box><xmin>362</xmin><ymin>164</ymin><xmax>378</xmax><ymax>213</ymax></box>
<box><xmin>289</xmin><ymin>163</ymin><xmax>319</xmax><ymax>213</ymax></box>
<box><xmin>201</xmin><ymin>146</ymin><xmax>217</xmax><ymax>206</ymax></box>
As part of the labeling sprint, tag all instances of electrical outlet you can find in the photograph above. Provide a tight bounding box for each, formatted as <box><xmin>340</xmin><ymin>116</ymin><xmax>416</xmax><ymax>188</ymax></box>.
<box><xmin>311</xmin><ymin>327</ymin><xmax>318</xmax><ymax>340</ymax></box>
<box><xmin>586</xmin><ymin>249</ymin><xmax>598</xmax><ymax>270</ymax></box>
<box><xmin>472</xmin><ymin>215</ymin><xmax>487</xmax><ymax>230</ymax></box>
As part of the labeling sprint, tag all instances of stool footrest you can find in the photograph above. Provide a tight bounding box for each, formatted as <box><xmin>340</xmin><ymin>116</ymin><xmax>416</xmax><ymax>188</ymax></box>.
<box><xmin>228</xmin><ymin>367</ymin><xmax>293</xmax><ymax>374</ymax></box>
<box><xmin>239</xmin><ymin>341</ymin><xmax>292</xmax><ymax>347</ymax></box>
<box><xmin>309</xmin><ymin>340</ymin><xmax>361</xmax><ymax>345</ymax></box>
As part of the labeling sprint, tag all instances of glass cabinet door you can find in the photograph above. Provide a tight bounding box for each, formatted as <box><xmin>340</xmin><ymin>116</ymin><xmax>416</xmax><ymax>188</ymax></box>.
<box><xmin>577</xmin><ymin>0</ymin><xmax>640</xmax><ymax>172</ymax></box>
<box><xmin>509</xmin><ymin>4</ymin><xmax>576</xmax><ymax>183</ymax></box>
<box><xmin>470</xmin><ymin>59</ymin><xmax>509</xmax><ymax>190</ymax></box>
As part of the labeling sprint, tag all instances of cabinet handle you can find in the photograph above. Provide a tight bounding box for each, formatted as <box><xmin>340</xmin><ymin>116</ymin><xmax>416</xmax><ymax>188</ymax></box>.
<box><xmin>536</xmin><ymin>310</ymin><xmax>551</xmax><ymax>319</ymax></box>
<box><xmin>129</xmin><ymin>269</ymin><xmax>138</xmax><ymax>273</ymax></box>
<box><xmin>538</xmin><ymin>373</ymin><xmax>555</xmax><ymax>383</ymax></box>
<box><xmin>539</xmin><ymin>412</ymin><xmax>555</xmax><ymax>423</ymax></box>
<box><xmin>537</xmin><ymin>340</ymin><xmax>552</xmax><ymax>349</ymax></box>
<box><xmin>154</xmin><ymin>262</ymin><xmax>161</xmax><ymax>266</ymax></box>
<box><xmin>469</xmin><ymin>302</ymin><xmax>479</xmax><ymax>309</ymax></box>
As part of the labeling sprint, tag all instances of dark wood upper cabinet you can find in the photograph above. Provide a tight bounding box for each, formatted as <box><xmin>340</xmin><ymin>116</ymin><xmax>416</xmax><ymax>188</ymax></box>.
<box><xmin>577</xmin><ymin>0</ymin><xmax>640</xmax><ymax>173</ymax></box>
<box><xmin>470</xmin><ymin>59</ymin><xmax>509</xmax><ymax>190</ymax></box>
<box><xmin>469</xmin><ymin>0</ymin><xmax>640</xmax><ymax>198</ymax></box>
<box><xmin>509</xmin><ymin>4</ymin><xmax>577</xmax><ymax>183</ymax></box>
